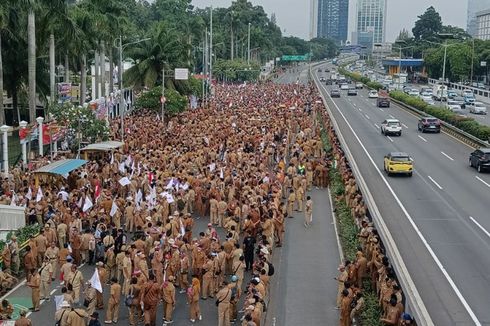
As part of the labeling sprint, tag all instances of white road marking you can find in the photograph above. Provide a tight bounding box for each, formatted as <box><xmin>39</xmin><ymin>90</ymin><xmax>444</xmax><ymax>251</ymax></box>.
<box><xmin>359</xmin><ymin>108</ymin><xmax>363</xmax><ymax>112</ymax></box>
<box><xmin>469</xmin><ymin>216</ymin><xmax>490</xmax><ymax>238</ymax></box>
<box><xmin>428</xmin><ymin>176</ymin><xmax>443</xmax><ymax>190</ymax></box>
<box><xmin>402</xmin><ymin>123</ymin><xmax>409</xmax><ymax>129</ymax></box>
<box><xmin>328</xmin><ymin>188</ymin><xmax>344</xmax><ymax>262</ymax></box>
<box><xmin>374</xmin><ymin>123</ymin><xmax>380</xmax><ymax>128</ymax></box>
<box><xmin>418</xmin><ymin>135</ymin><xmax>428</xmax><ymax>142</ymax></box>
<box><xmin>379</xmin><ymin>108</ymin><xmax>384</xmax><ymax>112</ymax></box>
<box><xmin>387</xmin><ymin>136</ymin><xmax>394</xmax><ymax>142</ymax></box>
<box><xmin>319</xmin><ymin>77</ymin><xmax>480</xmax><ymax>326</ymax></box>
<box><xmin>364</xmin><ymin>114</ymin><xmax>370</xmax><ymax>120</ymax></box>
<box><xmin>441</xmin><ymin>152</ymin><xmax>454</xmax><ymax>161</ymax></box>
<box><xmin>476</xmin><ymin>176</ymin><xmax>490</xmax><ymax>188</ymax></box>
<box><xmin>389</xmin><ymin>114</ymin><xmax>395</xmax><ymax>119</ymax></box>
<box><xmin>353</xmin><ymin>103</ymin><xmax>357</xmax><ymax>106</ymax></box>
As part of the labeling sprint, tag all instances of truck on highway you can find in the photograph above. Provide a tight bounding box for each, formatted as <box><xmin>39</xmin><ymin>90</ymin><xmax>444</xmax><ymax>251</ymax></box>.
<box><xmin>377</xmin><ymin>90</ymin><xmax>391</xmax><ymax>107</ymax></box>
<box><xmin>432</xmin><ymin>84</ymin><xmax>448</xmax><ymax>101</ymax></box>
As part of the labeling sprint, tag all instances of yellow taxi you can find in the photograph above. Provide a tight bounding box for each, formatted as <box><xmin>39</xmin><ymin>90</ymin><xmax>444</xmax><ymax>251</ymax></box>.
<box><xmin>383</xmin><ymin>152</ymin><xmax>413</xmax><ymax>177</ymax></box>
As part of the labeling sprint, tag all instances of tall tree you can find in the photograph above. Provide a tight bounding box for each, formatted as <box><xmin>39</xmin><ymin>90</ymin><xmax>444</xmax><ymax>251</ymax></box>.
<box><xmin>412</xmin><ymin>6</ymin><xmax>442</xmax><ymax>41</ymax></box>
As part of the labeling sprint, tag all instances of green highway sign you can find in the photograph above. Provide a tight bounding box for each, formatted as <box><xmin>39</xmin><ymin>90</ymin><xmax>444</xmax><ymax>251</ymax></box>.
<box><xmin>281</xmin><ymin>54</ymin><xmax>311</xmax><ymax>61</ymax></box>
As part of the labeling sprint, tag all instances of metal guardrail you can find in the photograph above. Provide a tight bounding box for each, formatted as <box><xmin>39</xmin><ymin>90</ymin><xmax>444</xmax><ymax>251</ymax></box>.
<box><xmin>389</xmin><ymin>97</ymin><xmax>490</xmax><ymax>149</ymax></box>
<box><xmin>428</xmin><ymin>78</ymin><xmax>490</xmax><ymax>100</ymax></box>
<box><xmin>310</xmin><ymin>62</ymin><xmax>433</xmax><ymax>326</ymax></box>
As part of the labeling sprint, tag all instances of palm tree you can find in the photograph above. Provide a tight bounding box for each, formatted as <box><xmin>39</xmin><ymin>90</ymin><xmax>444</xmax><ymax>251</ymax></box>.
<box><xmin>124</xmin><ymin>23</ymin><xmax>190</xmax><ymax>89</ymax></box>
<box><xmin>26</xmin><ymin>0</ymin><xmax>36</xmax><ymax>123</ymax></box>
<box><xmin>0</xmin><ymin>0</ymin><xmax>9</xmax><ymax>125</ymax></box>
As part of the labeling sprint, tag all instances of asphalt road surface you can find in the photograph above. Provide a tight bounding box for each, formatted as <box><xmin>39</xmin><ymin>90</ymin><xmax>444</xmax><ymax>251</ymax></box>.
<box><xmin>314</xmin><ymin>65</ymin><xmax>490</xmax><ymax>326</ymax></box>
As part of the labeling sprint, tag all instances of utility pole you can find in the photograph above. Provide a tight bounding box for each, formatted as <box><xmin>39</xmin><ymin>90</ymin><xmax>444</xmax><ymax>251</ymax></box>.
<box><xmin>210</xmin><ymin>6</ymin><xmax>213</xmax><ymax>99</ymax></box>
<box><xmin>119</xmin><ymin>35</ymin><xmax>124</xmax><ymax>142</ymax></box>
<box><xmin>204</xmin><ymin>28</ymin><xmax>208</xmax><ymax>107</ymax></box>
<box><xmin>442</xmin><ymin>40</ymin><xmax>448</xmax><ymax>83</ymax></box>
<box><xmin>247</xmin><ymin>22</ymin><xmax>251</xmax><ymax>65</ymax></box>
<box><xmin>470</xmin><ymin>38</ymin><xmax>475</xmax><ymax>83</ymax></box>
<box><xmin>161</xmin><ymin>66</ymin><xmax>165</xmax><ymax>124</ymax></box>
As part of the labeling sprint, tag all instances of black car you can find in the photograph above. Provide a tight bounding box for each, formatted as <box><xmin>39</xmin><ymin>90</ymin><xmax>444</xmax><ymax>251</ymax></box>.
<box><xmin>418</xmin><ymin>117</ymin><xmax>441</xmax><ymax>133</ymax></box>
<box><xmin>326</xmin><ymin>79</ymin><xmax>333</xmax><ymax>85</ymax></box>
<box><xmin>469</xmin><ymin>148</ymin><xmax>490</xmax><ymax>173</ymax></box>
<box><xmin>347</xmin><ymin>88</ymin><xmax>358</xmax><ymax>96</ymax></box>
<box><xmin>330</xmin><ymin>89</ymin><xmax>341</xmax><ymax>98</ymax></box>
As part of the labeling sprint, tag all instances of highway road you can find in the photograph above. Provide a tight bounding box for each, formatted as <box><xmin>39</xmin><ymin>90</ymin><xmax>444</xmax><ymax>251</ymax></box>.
<box><xmin>314</xmin><ymin>65</ymin><xmax>490</xmax><ymax>326</ymax></box>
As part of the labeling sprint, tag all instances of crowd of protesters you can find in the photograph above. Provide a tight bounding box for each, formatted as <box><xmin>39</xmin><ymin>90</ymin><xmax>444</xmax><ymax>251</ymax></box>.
<box><xmin>0</xmin><ymin>79</ymin><xmax>336</xmax><ymax>326</ymax></box>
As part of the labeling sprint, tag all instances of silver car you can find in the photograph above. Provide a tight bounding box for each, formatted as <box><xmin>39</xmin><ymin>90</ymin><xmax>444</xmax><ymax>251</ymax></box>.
<box><xmin>469</xmin><ymin>102</ymin><xmax>487</xmax><ymax>114</ymax></box>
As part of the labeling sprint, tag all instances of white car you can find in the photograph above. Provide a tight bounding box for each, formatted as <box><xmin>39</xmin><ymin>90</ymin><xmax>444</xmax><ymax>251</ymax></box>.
<box><xmin>469</xmin><ymin>102</ymin><xmax>487</xmax><ymax>114</ymax></box>
<box><xmin>381</xmin><ymin>119</ymin><xmax>402</xmax><ymax>136</ymax></box>
<box><xmin>340</xmin><ymin>83</ymin><xmax>349</xmax><ymax>90</ymax></box>
<box><xmin>368</xmin><ymin>90</ymin><xmax>378</xmax><ymax>98</ymax></box>
<box><xmin>355</xmin><ymin>82</ymin><xmax>363</xmax><ymax>89</ymax></box>
<box><xmin>408</xmin><ymin>89</ymin><xmax>419</xmax><ymax>96</ymax></box>
<box><xmin>446</xmin><ymin>100</ymin><xmax>462</xmax><ymax>112</ymax></box>
<box><xmin>462</xmin><ymin>89</ymin><xmax>474</xmax><ymax>97</ymax></box>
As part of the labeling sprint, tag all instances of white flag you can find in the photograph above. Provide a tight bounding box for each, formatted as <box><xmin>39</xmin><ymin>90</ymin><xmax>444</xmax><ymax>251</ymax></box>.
<box><xmin>54</xmin><ymin>295</ymin><xmax>64</xmax><ymax>310</ymax></box>
<box><xmin>89</xmin><ymin>269</ymin><xmax>103</xmax><ymax>293</ymax></box>
<box><xmin>26</xmin><ymin>187</ymin><xmax>32</xmax><ymax>200</ymax></box>
<box><xmin>220</xmin><ymin>168</ymin><xmax>224</xmax><ymax>180</ymax></box>
<box><xmin>110</xmin><ymin>152</ymin><xmax>114</xmax><ymax>164</ymax></box>
<box><xmin>83</xmin><ymin>196</ymin><xmax>93</xmax><ymax>212</ymax></box>
<box><xmin>77</xmin><ymin>196</ymin><xmax>83</xmax><ymax>208</ymax></box>
<box><xmin>36</xmin><ymin>187</ymin><xmax>43</xmax><ymax>202</ymax></box>
<box><xmin>10</xmin><ymin>193</ymin><xmax>17</xmax><ymax>206</ymax></box>
<box><xmin>118</xmin><ymin>177</ymin><xmax>131</xmax><ymax>186</ymax></box>
<box><xmin>136</xmin><ymin>189</ymin><xmax>143</xmax><ymax>204</ymax></box>
<box><xmin>110</xmin><ymin>201</ymin><xmax>118</xmax><ymax>217</ymax></box>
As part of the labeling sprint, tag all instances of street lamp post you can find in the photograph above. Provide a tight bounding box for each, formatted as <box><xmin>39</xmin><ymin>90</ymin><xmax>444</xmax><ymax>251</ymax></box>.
<box><xmin>0</xmin><ymin>125</ymin><xmax>9</xmax><ymax>176</ymax></box>
<box><xmin>247</xmin><ymin>22</ymin><xmax>251</xmax><ymax>65</ymax></box>
<box><xmin>393</xmin><ymin>43</ymin><xmax>413</xmax><ymax>90</ymax></box>
<box><xmin>36</xmin><ymin>116</ymin><xmax>44</xmax><ymax>156</ymax></box>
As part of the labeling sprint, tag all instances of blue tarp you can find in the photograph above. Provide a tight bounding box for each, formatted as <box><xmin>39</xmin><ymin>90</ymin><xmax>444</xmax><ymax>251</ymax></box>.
<box><xmin>34</xmin><ymin>159</ymin><xmax>87</xmax><ymax>175</ymax></box>
<box><xmin>382</xmin><ymin>59</ymin><xmax>424</xmax><ymax>67</ymax></box>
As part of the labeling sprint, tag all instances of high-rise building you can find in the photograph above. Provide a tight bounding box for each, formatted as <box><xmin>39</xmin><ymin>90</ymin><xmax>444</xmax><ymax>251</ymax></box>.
<box><xmin>355</xmin><ymin>0</ymin><xmax>387</xmax><ymax>48</ymax></box>
<box><xmin>476</xmin><ymin>9</ymin><xmax>490</xmax><ymax>40</ymax></box>
<box><xmin>467</xmin><ymin>0</ymin><xmax>490</xmax><ymax>37</ymax></box>
<box><xmin>310</xmin><ymin>0</ymin><xmax>318</xmax><ymax>40</ymax></box>
<box><xmin>316</xmin><ymin>0</ymin><xmax>349</xmax><ymax>43</ymax></box>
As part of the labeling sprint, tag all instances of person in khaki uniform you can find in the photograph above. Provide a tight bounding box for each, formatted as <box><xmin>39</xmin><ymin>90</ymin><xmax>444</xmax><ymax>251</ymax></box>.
<box><xmin>54</xmin><ymin>301</ymin><xmax>71</xmax><ymax>326</ymax></box>
<box><xmin>216</xmin><ymin>282</ymin><xmax>233</xmax><ymax>326</ymax></box>
<box><xmin>96</xmin><ymin>262</ymin><xmax>108</xmax><ymax>309</ymax></box>
<box><xmin>217</xmin><ymin>200</ymin><xmax>227</xmax><ymax>227</ymax></box>
<box><xmin>304</xmin><ymin>196</ymin><xmax>313</xmax><ymax>228</ymax></box>
<box><xmin>65</xmin><ymin>307</ymin><xmax>88</xmax><ymax>326</ymax></box>
<box><xmin>84</xmin><ymin>282</ymin><xmax>97</xmax><ymax>317</ymax></box>
<box><xmin>9</xmin><ymin>236</ymin><xmax>20</xmax><ymax>276</ymax></box>
<box><xmin>287</xmin><ymin>190</ymin><xmax>295</xmax><ymax>217</ymax></box>
<box><xmin>335</xmin><ymin>264</ymin><xmax>349</xmax><ymax>308</ymax></box>
<box><xmin>105</xmin><ymin>277</ymin><xmax>121</xmax><ymax>324</ymax></box>
<box><xmin>201</xmin><ymin>255</ymin><xmax>214</xmax><ymax>299</ymax></box>
<box><xmin>162</xmin><ymin>275</ymin><xmax>176</xmax><ymax>324</ymax></box>
<box><xmin>45</xmin><ymin>242</ymin><xmax>59</xmax><ymax>281</ymax></box>
<box><xmin>188</xmin><ymin>277</ymin><xmax>201</xmax><ymax>323</ymax></box>
<box><xmin>34</xmin><ymin>229</ymin><xmax>48</xmax><ymax>266</ymax></box>
<box><xmin>27</xmin><ymin>269</ymin><xmax>40</xmax><ymax>311</ymax></box>
<box><xmin>23</xmin><ymin>246</ymin><xmax>36</xmax><ymax>282</ymax></box>
<box><xmin>295</xmin><ymin>185</ymin><xmax>304</xmax><ymax>212</ymax></box>
<box><xmin>57</xmin><ymin>222</ymin><xmax>68</xmax><ymax>248</ymax></box>
<box><xmin>209</xmin><ymin>197</ymin><xmax>219</xmax><ymax>225</ymax></box>
<box><xmin>66</xmin><ymin>264</ymin><xmax>84</xmax><ymax>305</ymax></box>
<box><xmin>39</xmin><ymin>256</ymin><xmax>53</xmax><ymax>300</ymax></box>
<box><xmin>14</xmin><ymin>310</ymin><xmax>32</xmax><ymax>326</ymax></box>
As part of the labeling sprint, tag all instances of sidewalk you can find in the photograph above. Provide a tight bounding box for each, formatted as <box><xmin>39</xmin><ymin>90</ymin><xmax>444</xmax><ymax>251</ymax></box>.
<box><xmin>266</xmin><ymin>188</ymin><xmax>341</xmax><ymax>326</ymax></box>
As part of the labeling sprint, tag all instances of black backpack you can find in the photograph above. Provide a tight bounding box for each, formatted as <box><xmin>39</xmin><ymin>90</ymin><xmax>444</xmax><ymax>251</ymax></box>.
<box><xmin>267</xmin><ymin>262</ymin><xmax>275</xmax><ymax>276</ymax></box>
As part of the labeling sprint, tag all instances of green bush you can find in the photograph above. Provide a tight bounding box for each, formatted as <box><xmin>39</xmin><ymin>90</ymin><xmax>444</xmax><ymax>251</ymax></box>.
<box><xmin>135</xmin><ymin>86</ymin><xmax>188</xmax><ymax>115</ymax></box>
<box><xmin>0</xmin><ymin>224</ymin><xmax>42</xmax><ymax>265</ymax></box>
<box><xmin>390</xmin><ymin>90</ymin><xmax>490</xmax><ymax>142</ymax></box>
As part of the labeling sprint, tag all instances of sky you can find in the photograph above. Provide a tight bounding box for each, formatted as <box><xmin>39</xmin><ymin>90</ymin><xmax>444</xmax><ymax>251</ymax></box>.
<box><xmin>191</xmin><ymin>0</ymin><xmax>468</xmax><ymax>42</ymax></box>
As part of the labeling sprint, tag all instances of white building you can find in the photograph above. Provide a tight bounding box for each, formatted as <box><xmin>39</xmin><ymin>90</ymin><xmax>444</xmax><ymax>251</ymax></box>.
<box><xmin>355</xmin><ymin>0</ymin><xmax>387</xmax><ymax>45</ymax></box>
<box><xmin>467</xmin><ymin>0</ymin><xmax>490</xmax><ymax>37</ymax></box>
<box><xmin>476</xmin><ymin>9</ymin><xmax>490</xmax><ymax>40</ymax></box>
<box><xmin>310</xmin><ymin>0</ymin><xmax>318</xmax><ymax>40</ymax></box>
